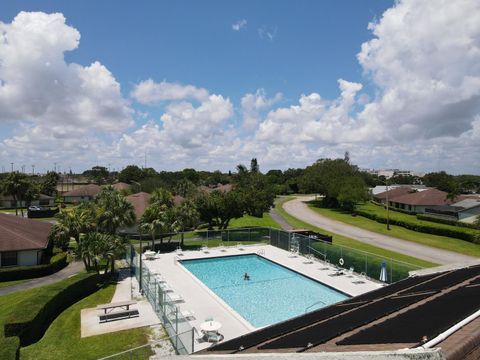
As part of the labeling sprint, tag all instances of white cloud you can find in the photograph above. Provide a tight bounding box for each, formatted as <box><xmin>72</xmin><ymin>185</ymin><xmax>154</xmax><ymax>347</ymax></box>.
<box><xmin>241</xmin><ymin>89</ymin><xmax>282</xmax><ymax>130</ymax></box>
<box><xmin>0</xmin><ymin>12</ymin><xmax>133</xmax><ymax>133</ymax></box>
<box><xmin>130</xmin><ymin>79</ymin><xmax>210</xmax><ymax>104</ymax></box>
<box><xmin>258</xmin><ymin>25</ymin><xmax>277</xmax><ymax>41</ymax></box>
<box><xmin>232</xmin><ymin>19</ymin><xmax>247</xmax><ymax>31</ymax></box>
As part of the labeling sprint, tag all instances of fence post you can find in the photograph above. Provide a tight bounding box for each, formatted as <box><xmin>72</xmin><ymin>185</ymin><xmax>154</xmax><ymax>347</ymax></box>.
<box><xmin>191</xmin><ymin>327</ymin><xmax>195</xmax><ymax>353</ymax></box>
<box><xmin>175</xmin><ymin>307</ymin><xmax>179</xmax><ymax>351</ymax></box>
<box><xmin>248</xmin><ymin>228</ymin><xmax>251</xmax><ymax>242</ymax></box>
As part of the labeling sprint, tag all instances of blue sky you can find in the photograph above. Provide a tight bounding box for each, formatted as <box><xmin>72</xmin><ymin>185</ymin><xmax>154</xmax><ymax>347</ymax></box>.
<box><xmin>0</xmin><ymin>0</ymin><xmax>479</xmax><ymax>174</ymax></box>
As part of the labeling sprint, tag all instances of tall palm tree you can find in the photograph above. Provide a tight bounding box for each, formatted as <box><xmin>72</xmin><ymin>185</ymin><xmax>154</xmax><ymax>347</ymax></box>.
<box><xmin>96</xmin><ymin>186</ymin><xmax>136</xmax><ymax>235</ymax></box>
<box><xmin>151</xmin><ymin>187</ymin><xmax>174</xmax><ymax>208</ymax></box>
<box><xmin>172</xmin><ymin>200</ymin><xmax>200</xmax><ymax>246</ymax></box>
<box><xmin>139</xmin><ymin>203</ymin><xmax>170</xmax><ymax>247</ymax></box>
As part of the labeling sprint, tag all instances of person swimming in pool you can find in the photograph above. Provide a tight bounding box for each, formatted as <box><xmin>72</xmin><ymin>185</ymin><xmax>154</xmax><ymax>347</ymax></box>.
<box><xmin>243</xmin><ymin>272</ymin><xmax>250</xmax><ymax>280</ymax></box>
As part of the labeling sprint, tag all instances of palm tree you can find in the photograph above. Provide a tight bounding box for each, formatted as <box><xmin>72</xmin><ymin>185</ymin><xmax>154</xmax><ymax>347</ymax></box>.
<box><xmin>96</xmin><ymin>186</ymin><xmax>136</xmax><ymax>235</ymax></box>
<box><xmin>50</xmin><ymin>202</ymin><xmax>96</xmax><ymax>250</ymax></box>
<box><xmin>151</xmin><ymin>187</ymin><xmax>174</xmax><ymax>208</ymax></box>
<box><xmin>139</xmin><ymin>203</ymin><xmax>170</xmax><ymax>248</ymax></box>
<box><xmin>172</xmin><ymin>200</ymin><xmax>200</xmax><ymax>246</ymax></box>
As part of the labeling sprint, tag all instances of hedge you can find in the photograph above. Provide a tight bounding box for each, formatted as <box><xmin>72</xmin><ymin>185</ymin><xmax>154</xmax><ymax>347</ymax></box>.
<box><xmin>3</xmin><ymin>272</ymin><xmax>104</xmax><ymax>348</ymax></box>
<box><xmin>355</xmin><ymin>209</ymin><xmax>480</xmax><ymax>244</ymax></box>
<box><xmin>416</xmin><ymin>214</ymin><xmax>480</xmax><ymax>230</ymax></box>
<box><xmin>0</xmin><ymin>252</ymin><xmax>68</xmax><ymax>282</ymax></box>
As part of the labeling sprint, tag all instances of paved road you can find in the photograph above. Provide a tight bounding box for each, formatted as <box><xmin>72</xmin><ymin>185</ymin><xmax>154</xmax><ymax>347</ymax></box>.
<box><xmin>269</xmin><ymin>206</ymin><xmax>293</xmax><ymax>231</ymax></box>
<box><xmin>282</xmin><ymin>196</ymin><xmax>477</xmax><ymax>265</ymax></box>
<box><xmin>0</xmin><ymin>261</ymin><xmax>84</xmax><ymax>296</ymax></box>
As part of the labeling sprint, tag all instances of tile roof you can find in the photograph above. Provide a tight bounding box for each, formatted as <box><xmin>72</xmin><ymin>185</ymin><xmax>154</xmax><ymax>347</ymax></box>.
<box><xmin>389</xmin><ymin>188</ymin><xmax>453</xmax><ymax>206</ymax></box>
<box><xmin>126</xmin><ymin>192</ymin><xmax>152</xmax><ymax>220</ymax></box>
<box><xmin>111</xmin><ymin>182</ymin><xmax>130</xmax><ymax>191</ymax></box>
<box><xmin>373</xmin><ymin>186</ymin><xmax>413</xmax><ymax>201</ymax></box>
<box><xmin>0</xmin><ymin>213</ymin><xmax>51</xmax><ymax>251</ymax></box>
<box><xmin>63</xmin><ymin>184</ymin><xmax>102</xmax><ymax>197</ymax></box>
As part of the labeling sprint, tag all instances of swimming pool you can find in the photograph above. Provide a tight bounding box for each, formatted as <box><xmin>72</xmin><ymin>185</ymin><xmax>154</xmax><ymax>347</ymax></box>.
<box><xmin>181</xmin><ymin>254</ymin><xmax>348</xmax><ymax>328</ymax></box>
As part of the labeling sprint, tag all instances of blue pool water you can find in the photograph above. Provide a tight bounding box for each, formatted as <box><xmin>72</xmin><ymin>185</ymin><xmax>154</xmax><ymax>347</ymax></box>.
<box><xmin>181</xmin><ymin>254</ymin><xmax>348</xmax><ymax>328</ymax></box>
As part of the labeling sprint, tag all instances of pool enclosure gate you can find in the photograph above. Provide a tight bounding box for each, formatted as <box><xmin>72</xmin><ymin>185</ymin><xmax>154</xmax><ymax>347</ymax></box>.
<box><xmin>126</xmin><ymin>226</ymin><xmax>424</xmax><ymax>354</ymax></box>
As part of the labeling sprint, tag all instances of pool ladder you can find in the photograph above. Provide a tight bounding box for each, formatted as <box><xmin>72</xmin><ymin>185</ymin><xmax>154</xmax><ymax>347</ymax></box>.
<box><xmin>257</xmin><ymin>249</ymin><xmax>265</xmax><ymax>256</ymax></box>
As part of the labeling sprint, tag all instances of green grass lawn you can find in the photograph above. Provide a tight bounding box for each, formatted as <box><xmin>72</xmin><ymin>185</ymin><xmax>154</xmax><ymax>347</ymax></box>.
<box><xmin>20</xmin><ymin>282</ymin><xmax>151</xmax><ymax>360</ymax></box>
<box><xmin>228</xmin><ymin>212</ymin><xmax>280</xmax><ymax>229</ymax></box>
<box><xmin>275</xmin><ymin>197</ymin><xmax>436</xmax><ymax>268</ymax></box>
<box><xmin>307</xmin><ymin>202</ymin><xmax>480</xmax><ymax>258</ymax></box>
<box><xmin>0</xmin><ymin>279</ymin><xmax>30</xmax><ymax>289</ymax></box>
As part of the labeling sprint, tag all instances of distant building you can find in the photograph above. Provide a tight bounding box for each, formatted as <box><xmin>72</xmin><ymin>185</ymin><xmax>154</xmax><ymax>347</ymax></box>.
<box><xmin>63</xmin><ymin>184</ymin><xmax>102</xmax><ymax>203</ymax></box>
<box><xmin>425</xmin><ymin>196</ymin><xmax>480</xmax><ymax>224</ymax></box>
<box><xmin>0</xmin><ymin>213</ymin><xmax>51</xmax><ymax>267</ymax></box>
<box><xmin>0</xmin><ymin>193</ymin><xmax>55</xmax><ymax>209</ymax></box>
<box><xmin>385</xmin><ymin>188</ymin><xmax>459</xmax><ymax>213</ymax></box>
<box><xmin>198</xmin><ymin>183</ymin><xmax>233</xmax><ymax>194</ymax></box>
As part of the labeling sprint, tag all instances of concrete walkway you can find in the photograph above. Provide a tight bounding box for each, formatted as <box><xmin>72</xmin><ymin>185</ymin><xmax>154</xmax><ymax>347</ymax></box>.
<box><xmin>0</xmin><ymin>261</ymin><xmax>84</xmax><ymax>296</ymax></box>
<box><xmin>282</xmin><ymin>196</ymin><xmax>477</xmax><ymax>266</ymax></box>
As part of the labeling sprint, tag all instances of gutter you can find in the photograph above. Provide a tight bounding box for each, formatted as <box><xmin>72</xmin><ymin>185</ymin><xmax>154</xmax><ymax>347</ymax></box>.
<box><xmin>417</xmin><ymin>308</ymin><xmax>480</xmax><ymax>349</ymax></box>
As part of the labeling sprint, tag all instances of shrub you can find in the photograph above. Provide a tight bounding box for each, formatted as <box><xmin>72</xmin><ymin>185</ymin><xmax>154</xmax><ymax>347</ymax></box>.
<box><xmin>0</xmin><ymin>252</ymin><xmax>68</xmax><ymax>282</ymax></box>
<box><xmin>3</xmin><ymin>272</ymin><xmax>104</xmax><ymax>346</ymax></box>
<box><xmin>416</xmin><ymin>214</ymin><xmax>480</xmax><ymax>230</ymax></box>
<box><xmin>0</xmin><ymin>336</ymin><xmax>20</xmax><ymax>360</ymax></box>
<box><xmin>355</xmin><ymin>209</ymin><xmax>479</xmax><ymax>243</ymax></box>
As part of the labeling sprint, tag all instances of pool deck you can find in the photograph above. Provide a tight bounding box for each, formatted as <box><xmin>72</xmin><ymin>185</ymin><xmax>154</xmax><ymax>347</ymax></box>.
<box><xmin>143</xmin><ymin>244</ymin><xmax>383</xmax><ymax>352</ymax></box>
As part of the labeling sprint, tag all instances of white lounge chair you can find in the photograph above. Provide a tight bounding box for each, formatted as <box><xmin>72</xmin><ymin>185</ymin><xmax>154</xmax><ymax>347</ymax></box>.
<box><xmin>175</xmin><ymin>247</ymin><xmax>184</xmax><ymax>256</ymax></box>
<box><xmin>167</xmin><ymin>293</ymin><xmax>184</xmax><ymax>303</ymax></box>
<box><xmin>181</xmin><ymin>310</ymin><xmax>195</xmax><ymax>319</ymax></box>
<box><xmin>201</xmin><ymin>245</ymin><xmax>210</xmax><ymax>254</ymax></box>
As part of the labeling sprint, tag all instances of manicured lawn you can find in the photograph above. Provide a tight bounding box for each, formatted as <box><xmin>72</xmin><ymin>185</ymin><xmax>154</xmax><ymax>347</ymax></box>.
<box><xmin>228</xmin><ymin>212</ymin><xmax>280</xmax><ymax>229</ymax></box>
<box><xmin>308</xmin><ymin>202</ymin><xmax>480</xmax><ymax>258</ymax></box>
<box><xmin>275</xmin><ymin>197</ymin><xmax>436</xmax><ymax>268</ymax></box>
<box><xmin>20</xmin><ymin>282</ymin><xmax>151</xmax><ymax>360</ymax></box>
<box><xmin>0</xmin><ymin>279</ymin><xmax>30</xmax><ymax>289</ymax></box>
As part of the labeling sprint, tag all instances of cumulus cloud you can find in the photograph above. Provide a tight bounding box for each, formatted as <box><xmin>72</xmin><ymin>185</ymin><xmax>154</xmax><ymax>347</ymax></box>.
<box><xmin>0</xmin><ymin>12</ymin><xmax>133</xmax><ymax>132</ymax></box>
<box><xmin>241</xmin><ymin>89</ymin><xmax>282</xmax><ymax>130</ymax></box>
<box><xmin>232</xmin><ymin>19</ymin><xmax>247</xmax><ymax>31</ymax></box>
<box><xmin>130</xmin><ymin>79</ymin><xmax>210</xmax><ymax>104</ymax></box>
<box><xmin>357</xmin><ymin>0</ymin><xmax>480</xmax><ymax>141</ymax></box>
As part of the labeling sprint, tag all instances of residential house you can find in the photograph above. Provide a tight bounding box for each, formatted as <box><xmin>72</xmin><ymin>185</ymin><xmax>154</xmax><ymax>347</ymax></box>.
<box><xmin>425</xmin><ymin>197</ymin><xmax>480</xmax><ymax>224</ymax></box>
<box><xmin>0</xmin><ymin>193</ymin><xmax>55</xmax><ymax>209</ymax></box>
<box><xmin>386</xmin><ymin>188</ymin><xmax>456</xmax><ymax>213</ymax></box>
<box><xmin>63</xmin><ymin>184</ymin><xmax>102</xmax><ymax>203</ymax></box>
<box><xmin>0</xmin><ymin>213</ymin><xmax>51</xmax><ymax>267</ymax></box>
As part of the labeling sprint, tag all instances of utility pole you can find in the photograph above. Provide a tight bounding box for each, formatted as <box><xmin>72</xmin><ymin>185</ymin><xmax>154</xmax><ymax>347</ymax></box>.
<box><xmin>32</xmin><ymin>165</ymin><xmax>35</xmax><ymax>175</ymax></box>
<box><xmin>54</xmin><ymin>162</ymin><xmax>57</xmax><ymax>173</ymax></box>
<box><xmin>10</xmin><ymin>162</ymin><xmax>13</xmax><ymax>172</ymax></box>
<box><xmin>386</xmin><ymin>180</ymin><xmax>391</xmax><ymax>230</ymax></box>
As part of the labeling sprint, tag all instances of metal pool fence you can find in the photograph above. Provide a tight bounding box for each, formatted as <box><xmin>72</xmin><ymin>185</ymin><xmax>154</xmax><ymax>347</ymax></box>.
<box><xmin>124</xmin><ymin>226</ymin><xmax>424</xmax><ymax>354</ymax></box>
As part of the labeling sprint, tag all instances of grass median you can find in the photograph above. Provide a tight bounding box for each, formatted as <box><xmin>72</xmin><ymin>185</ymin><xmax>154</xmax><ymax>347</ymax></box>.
<box><xmin>275</xmin><ymin>196</ymin><xmax>436</xmax><ymax>269</ymax></box>
<box><xmin>308</xmin><ymin>201</ymin><xmax>480</xmax><ymax>258</ymax></box>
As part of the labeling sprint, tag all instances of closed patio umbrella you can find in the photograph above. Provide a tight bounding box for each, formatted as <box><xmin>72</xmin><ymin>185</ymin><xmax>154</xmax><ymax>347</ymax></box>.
<box><xmin>379</xmin><ymin>261</ymin><xmax>388</xmax><ymax>283</ymax></box>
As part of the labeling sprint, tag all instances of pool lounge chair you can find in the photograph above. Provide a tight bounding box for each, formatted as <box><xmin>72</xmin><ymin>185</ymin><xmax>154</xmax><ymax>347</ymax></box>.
<box><xmin>201</xmin><ymin>245</ymin><xmax>210</xmax><ymax>254</ymax></box>
<box><xmin>175</xmin><ymin>247</ymin><xmax>184</xmax><ymax>256</ymax></box>
<box><xmin>167</xmin><ymin>293</ymin><xmax>184</xmax><ymax>303</ymax></box>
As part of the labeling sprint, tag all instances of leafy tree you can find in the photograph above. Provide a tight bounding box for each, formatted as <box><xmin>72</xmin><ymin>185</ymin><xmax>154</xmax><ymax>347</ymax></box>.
<box><xmin>423</xmin><ymin>171</ymin><xmax>457</xmax><ymax>193</ymax></box>
<box><xmin>83</xmin><ymin>166</ymin><xmax>110</xmax><ymax>184</ymax></box>
<box><xmin>77</xmin><ymin>232</ymin><xmax>124</xmax><ymax>274</ymax></box>
<box><xmin>40</xmin><ymin>171</ymin><xmax>59</xmax><ymax>196</ymax></box>
<box><xmin>174</xmin><ymin>178</ymin><xmax>197</xmax><ymax>198</ymax></box>
<box><xmin>337</xmin><ymin>176</ymin><xmax>369</xmax><ymax>211</ymax></box>
<box><xmin>250</xmin><ymin>158</ymin><xmax>260</xmax><ymax>173</ymax></box>
<box><xmin>1</xmin><ymin>172</ymin><xmax>39</xmax><ymax>216</ymax></box>
<box><xmin>118</xmin><ymin>165</ymin><xmax>144</xmax><ymax>183</ymax></box>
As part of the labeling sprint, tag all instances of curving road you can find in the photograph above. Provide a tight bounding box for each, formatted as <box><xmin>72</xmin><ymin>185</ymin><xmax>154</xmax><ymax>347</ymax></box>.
<box><xmin>282</xmin><ymin>196</ymin><xmax>477</xmax><ymax>265</ymax></box>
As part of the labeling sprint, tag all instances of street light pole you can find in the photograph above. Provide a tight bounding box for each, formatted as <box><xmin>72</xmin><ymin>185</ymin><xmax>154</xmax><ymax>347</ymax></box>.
<box><xmin>386</xmin><ymin>180</ymin><xmax>391</xmax><ymax>230</ymax></box>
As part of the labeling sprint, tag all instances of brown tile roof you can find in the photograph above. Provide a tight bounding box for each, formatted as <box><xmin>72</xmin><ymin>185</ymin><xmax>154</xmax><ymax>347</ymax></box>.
<box><xmin>373</xmin><ymin>187</ymin><xmax>413</xmax><ymax>201</ymax></box>
<box><xmin>63</xmin><ymin>184</ymin><xmax>102</xmax><ymax>198</ymax></box>
<box><xmin>198</xmin><ymin>183</ymin><xmax>233</xmax><ymax>194</ymax></box>
<box><xmin>126</xmin><ymin>192</ymin><xmax>152</xmax><ymax>220</ymax></box>
<box><xmin>111</xmin><ymin>182</ymin><xmax>130</xmax><ymax>191</ymax></box>
<box><xmin>389</xmin><ymin>188</ymin><xmax>452</xmax><ymax>206</ymax></box>
<box><xmin>0</xmin><ymin>213</ymin><xmax>51</xmax><ymax>251</ymax></box>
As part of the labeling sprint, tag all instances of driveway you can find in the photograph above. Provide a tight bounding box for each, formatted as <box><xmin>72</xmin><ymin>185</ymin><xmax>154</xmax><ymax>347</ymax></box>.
<box><xmin>0</xmin><ymin>261</ymin><xmax>84</xmax><ymax>296</ymax></box>
<box><xmin>282</xmin><ymin>196</ymin><xmax>477</xmax><ymax>265</ymax></box>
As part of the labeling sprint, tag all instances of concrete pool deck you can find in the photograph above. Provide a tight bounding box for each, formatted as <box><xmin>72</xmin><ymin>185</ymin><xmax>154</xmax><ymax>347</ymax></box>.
<box><xmin>143</xmin><ymin>244</ymin><xmax>383</xmax><ymax>351</ymax></box>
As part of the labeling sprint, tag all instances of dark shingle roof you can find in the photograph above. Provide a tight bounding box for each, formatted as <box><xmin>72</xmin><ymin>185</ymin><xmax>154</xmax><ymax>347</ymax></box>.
<box><xmin>0</xmin><ymin>213</ymin><xmax>51</xmax><ymax>251</ymax></box>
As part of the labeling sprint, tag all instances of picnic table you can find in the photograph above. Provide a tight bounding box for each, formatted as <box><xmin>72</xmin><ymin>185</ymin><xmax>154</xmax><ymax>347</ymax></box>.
<box><xmin>96</xmin><ymin>300</ymin><xmax>137</xmax><ymax>314</ymax></box>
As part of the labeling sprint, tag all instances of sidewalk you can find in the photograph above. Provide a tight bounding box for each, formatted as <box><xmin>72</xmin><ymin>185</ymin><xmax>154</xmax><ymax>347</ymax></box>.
<box><xmin>0</xmin><ymin>261</ymin><xmax>84</xmax><ymax>296</ymax></box>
